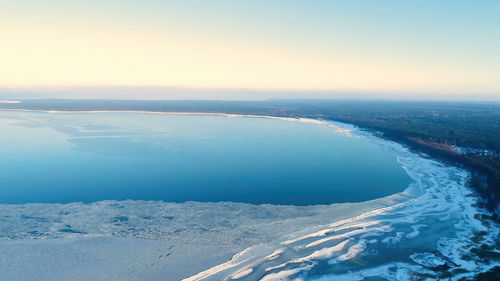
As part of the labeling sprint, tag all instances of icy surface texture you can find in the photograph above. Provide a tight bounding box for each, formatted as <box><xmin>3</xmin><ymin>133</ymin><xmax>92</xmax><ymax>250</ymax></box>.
<box><xmin>0</xmin><ymin>119</ymin><xmax>497</xmax><ymax>281</ymax></box>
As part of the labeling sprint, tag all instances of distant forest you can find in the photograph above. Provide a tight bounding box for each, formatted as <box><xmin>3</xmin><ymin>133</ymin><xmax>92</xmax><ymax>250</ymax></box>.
<box><xmin>1</xmin><ymin>99</ymin><xmax>499</xmax><ymax>216</ymax></box>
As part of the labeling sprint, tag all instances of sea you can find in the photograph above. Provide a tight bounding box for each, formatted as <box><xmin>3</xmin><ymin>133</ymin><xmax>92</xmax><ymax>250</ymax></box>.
<box><xmin>0</xmin><ymin>110</ymin><xmax>497</xmax><ymax>281</ymax></box>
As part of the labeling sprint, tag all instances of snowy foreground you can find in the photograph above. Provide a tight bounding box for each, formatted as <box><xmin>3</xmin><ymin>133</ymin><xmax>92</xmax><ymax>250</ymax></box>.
<box><xmin>0</xmin><ymin>124</ymin><xmax>498</xmax><ymax>281</ymax></box>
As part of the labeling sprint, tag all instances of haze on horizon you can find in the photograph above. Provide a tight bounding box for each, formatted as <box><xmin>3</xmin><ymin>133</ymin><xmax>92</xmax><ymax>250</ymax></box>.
<box><xmin>1</xmin><ymin>0</ymin><xmax>499</xmax><ymax>101</ymax></box>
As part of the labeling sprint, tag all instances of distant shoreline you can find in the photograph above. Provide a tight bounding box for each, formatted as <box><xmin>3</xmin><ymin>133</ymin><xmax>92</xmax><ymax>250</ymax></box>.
<box><xmin>0</xmin><ymin>108</ymin><xmax>354</xmax><ymax>136</ymax></box>
<box><xmin>0</xmin><ymin>100</ymin><xmax>21</xmax><ymax>104</ymax></box>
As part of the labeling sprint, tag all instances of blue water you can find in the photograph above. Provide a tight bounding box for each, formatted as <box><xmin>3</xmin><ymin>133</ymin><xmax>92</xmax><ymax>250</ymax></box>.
<box><xmin>0</xmin><ymin>111</ymin><xmax>411</xmax><ymax>205</ymax></box>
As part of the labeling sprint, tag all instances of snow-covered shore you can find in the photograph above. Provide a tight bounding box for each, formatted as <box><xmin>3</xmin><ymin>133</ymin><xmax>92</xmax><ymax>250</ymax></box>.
<box><xmin>181</xmin><ymin>126</ymin><xmax>499</xmax><ymax>281</ymax></box>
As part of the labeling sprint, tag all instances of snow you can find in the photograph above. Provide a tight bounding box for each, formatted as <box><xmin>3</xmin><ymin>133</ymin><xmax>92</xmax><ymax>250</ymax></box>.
<box><xmin>0</xmin><ymin>117</ymin><xmax>498</xmax><ymax>281</ymax></box>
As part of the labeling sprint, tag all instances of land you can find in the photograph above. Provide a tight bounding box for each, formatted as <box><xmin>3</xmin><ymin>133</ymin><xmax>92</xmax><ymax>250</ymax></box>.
<box><xmin>1</xmin><ymin>98</ymin><xmax>499</xmax><ymax>280</ymax></box>
<box><xmin>1</xmin><ymin>99</ymin><xmax>499</xmax><ymax>217</ymax></box>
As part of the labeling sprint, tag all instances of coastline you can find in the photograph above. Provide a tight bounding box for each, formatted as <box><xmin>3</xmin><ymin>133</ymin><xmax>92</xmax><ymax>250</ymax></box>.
<box><xmin>1</xmin><ymin>101</ymin><xmax>497</xmax><ymax>217</ymax></box>
<box><xmin>182</xmin><ymin>123</ymin><xmax>498</xmax><ymax>280</ymax></box>
<box><xmin>0</xmin><ymin>109</ymin><xmax>497</xmax><ymax>280</ymax></box>
<box><xmin>353</xmin><ymin>122</ymin><xmax>500</xmax><ymax>221</ymax></box>
<box><xmin>5</xmin><ymin>107</ymin><xmax>490</xmax><ymax>214</ymax></box>
<box><xmin>0</xmin><ymin>108</ymin><xmax>355</xmax><ymax>137</ymax></box>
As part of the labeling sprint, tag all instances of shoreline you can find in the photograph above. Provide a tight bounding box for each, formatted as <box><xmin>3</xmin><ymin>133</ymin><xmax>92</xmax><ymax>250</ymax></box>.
<box><xmin>1</xmin><ymin>103</ymin><xmax>497</xmax><ymax>216</ymax></box>
<box><xmin>183</xmin><ymin>126</ymin><xmax>498</xmax><ymax>280</ymax></box>
<box><xmin>0</xmin><ymin>108</ymin><xmax>355</xmax><ymax>137</ymax></box>
<box><xmin>0</xmin><ymin>108</ymin><xmax>497</xmax><ymax>280</ymax></box>
<box><xmin>352</xmin><ymin>121</ymin><xmax>500</xmax><ymax>220</ymax></box>
<box><xmin>0</xmin><ymin>107</ymin><xmax>493</xmax><ymax>217</ymax></box>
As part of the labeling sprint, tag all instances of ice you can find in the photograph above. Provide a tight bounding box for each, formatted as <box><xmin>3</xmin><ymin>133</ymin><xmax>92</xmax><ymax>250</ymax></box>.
<box><xmin>0</xmin><ymin>196</ymin><xmax>405</xmax><ymax>281</ymax></box>
<box><xmin>0</xmin><ymin>117</ymin><xmax>498</xmax><ymax>281</ymax></box>
<box><xmin>299</xmin><ymin>240</ymin><xmax>350</xmax><ymax>261</ymax></box>
<box><xmin>405</xmin><ymin>224</ymin><xmax>427</xmax><ymax>238</ymax></box>
<box><xmin>230</xmin><ymin>268</ymin><xmax>254</xmax><ymax>279</ymax></box>
<box><xmin>410</xmin><ymin>253</ymin><xmax>447</xmax><ymax>268</ymax></box>
<box><xmin>178</xmin><ymin>121</ymin><xmax>499</xmax><ymax>280</ymax></box>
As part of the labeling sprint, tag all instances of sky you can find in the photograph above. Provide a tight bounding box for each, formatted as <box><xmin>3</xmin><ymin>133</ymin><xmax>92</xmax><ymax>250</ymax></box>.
<box><xmin>0</xmin><ymin>0</ymin><xmax>499</xmax><ymax>100</ymax></box>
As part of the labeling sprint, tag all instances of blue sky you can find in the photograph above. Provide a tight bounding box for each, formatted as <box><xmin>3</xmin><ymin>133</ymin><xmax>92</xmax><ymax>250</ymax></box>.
<box><xmin>0</xmin><ymin>0</ymin><xmax>499</xmax><ymax>100</ymax></box>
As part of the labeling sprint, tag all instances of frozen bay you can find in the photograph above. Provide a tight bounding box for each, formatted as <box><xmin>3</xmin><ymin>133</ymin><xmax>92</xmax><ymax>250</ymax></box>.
<box><xmin>0</xmin><ymin>110</ymin><xmax>497</xmax><ymax>281</ymax></box>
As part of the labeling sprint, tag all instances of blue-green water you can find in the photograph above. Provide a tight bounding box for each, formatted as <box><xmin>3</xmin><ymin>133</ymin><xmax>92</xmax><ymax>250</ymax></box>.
<box><xmin>0</xmin><ymin>111</ymin><xmax>410</xmax><ymax>205</ymax></box>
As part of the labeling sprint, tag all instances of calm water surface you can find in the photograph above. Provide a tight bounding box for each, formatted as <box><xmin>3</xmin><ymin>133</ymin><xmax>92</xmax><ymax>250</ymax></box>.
<box><xmin>0</xmin><ymin>111</ymin><xmax>411</xmax><ymax>205</ymax></box>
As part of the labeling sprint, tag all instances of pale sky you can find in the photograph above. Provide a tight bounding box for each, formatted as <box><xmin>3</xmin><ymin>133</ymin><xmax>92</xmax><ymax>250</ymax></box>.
<box><xmin>1</xmin><ymin>0</ymin><xmax>499</xmax><ymax>100</ymax></box>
